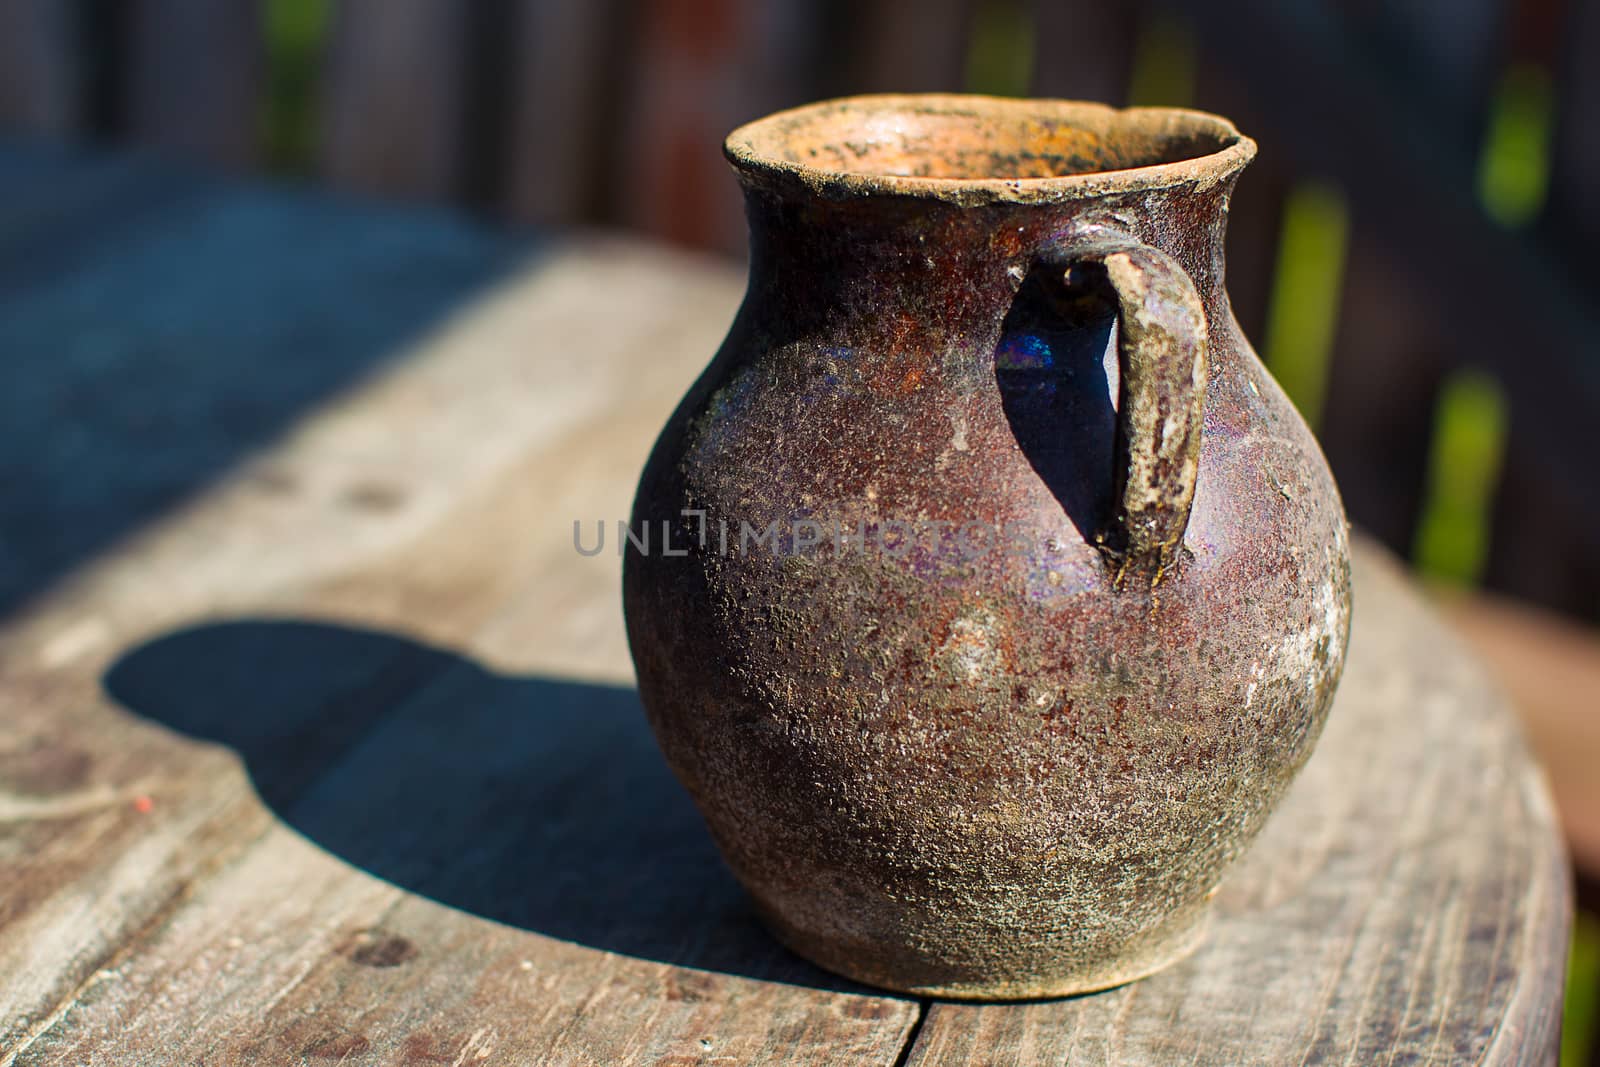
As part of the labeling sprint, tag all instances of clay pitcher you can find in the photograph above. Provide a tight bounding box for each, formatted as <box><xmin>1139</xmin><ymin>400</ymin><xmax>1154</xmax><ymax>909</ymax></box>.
<box><xmin>623</xmin><ymin>95</ymin><xmax>1352</xmax><ymax>999</ymax></box>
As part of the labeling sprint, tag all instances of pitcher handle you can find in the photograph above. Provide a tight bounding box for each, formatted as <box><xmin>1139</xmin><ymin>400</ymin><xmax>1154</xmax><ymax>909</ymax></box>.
<box><xmin>1040</xmin><ymin>226</ymin><xmax>1209</xmax><ymax>586</ymax></box>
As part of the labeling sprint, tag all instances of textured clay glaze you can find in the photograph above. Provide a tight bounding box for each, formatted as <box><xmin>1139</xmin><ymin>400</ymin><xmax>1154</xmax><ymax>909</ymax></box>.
<box><xmin>624</xmin><ymin>95</ymin><xmax>1352</xmax><ymax>999</ymax></box>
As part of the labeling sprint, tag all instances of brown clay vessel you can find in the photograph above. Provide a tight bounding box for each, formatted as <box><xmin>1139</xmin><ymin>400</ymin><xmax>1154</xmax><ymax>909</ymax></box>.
<box><xmin>623</xmin><ymin>94</ymin><xmax>1351</xmax><ymax>999</ymax></box>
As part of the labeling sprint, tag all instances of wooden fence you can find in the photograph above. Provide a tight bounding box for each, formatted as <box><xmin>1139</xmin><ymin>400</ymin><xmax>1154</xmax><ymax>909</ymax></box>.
<box><xmin>0</xmin><ymin>0</ymin><xmax>1596</xmax><ymax>625</ymax></box>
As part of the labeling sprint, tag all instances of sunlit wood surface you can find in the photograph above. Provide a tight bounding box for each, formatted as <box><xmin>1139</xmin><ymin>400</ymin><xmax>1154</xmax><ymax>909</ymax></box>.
<box><xmin>0</xmin><ymin>142</ymin><xmax>1570</xmax><ymax>1066</ymax></box>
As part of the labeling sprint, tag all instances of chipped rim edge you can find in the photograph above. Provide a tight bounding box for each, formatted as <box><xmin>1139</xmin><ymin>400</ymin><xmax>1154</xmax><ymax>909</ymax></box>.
<box><xmin>724</xmin><ymin>93</ymin><xmax>1258</xmax><ymax>205</ymax></box>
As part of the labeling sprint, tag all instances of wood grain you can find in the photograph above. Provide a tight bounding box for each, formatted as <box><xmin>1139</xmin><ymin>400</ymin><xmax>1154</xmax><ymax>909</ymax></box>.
<box><xmin>0</xmin><ymin>144</ymin><xmax>1573</xmax><ymax>1065</ymax></box>
<box><xmin>0</xmin><ymin>148</ymin><xmax>526</xmax><ymax>1055</ymax></box>
<box><xmin>0</xmin><ymin>155</ymin><xmax>918</xmax><ymax>1062</ymax></box>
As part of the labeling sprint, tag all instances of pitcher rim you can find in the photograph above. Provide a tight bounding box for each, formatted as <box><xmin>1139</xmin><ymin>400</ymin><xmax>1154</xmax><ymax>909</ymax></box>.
<box><xmin>725</xmin><ymin>93</ymin><xmax>1257</xmax><ymax>205</ymax></box>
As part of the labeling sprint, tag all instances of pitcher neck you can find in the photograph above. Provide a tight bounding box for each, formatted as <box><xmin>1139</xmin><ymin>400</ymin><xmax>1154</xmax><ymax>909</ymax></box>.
<box><xmin>739</xmin><ymin>182</ymin><xmax>1241</xmax><ymax>337</ymax></box>
<box><xmin>724</xmin><ymin>96</ymin><xmax>1255</xmax><ymax>339</ymax></box>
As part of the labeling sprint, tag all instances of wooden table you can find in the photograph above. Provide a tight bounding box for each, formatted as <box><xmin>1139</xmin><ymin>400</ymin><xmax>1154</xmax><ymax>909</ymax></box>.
<box><xmin>0</xmin><ymin>140</ymin><xmax>1573</xmax><ymax>1065</ymax></box>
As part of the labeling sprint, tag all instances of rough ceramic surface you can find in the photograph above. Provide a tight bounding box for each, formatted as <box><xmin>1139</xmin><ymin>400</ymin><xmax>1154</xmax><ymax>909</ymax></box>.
<box><xmin>624</xmin><ymin>95</ymin><xmax>1352</xmax><ymax>999</ymax></box>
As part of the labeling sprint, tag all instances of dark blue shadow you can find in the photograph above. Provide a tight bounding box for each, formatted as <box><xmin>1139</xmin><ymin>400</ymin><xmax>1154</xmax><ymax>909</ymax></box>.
<box><xmin>103</xmin><ymin>619</ymin><xmax>866</xmax><ymax>991</ymax></box>
<box><xmin>0</xmin><ymin>137</ymin><xmax>539</xmax><ymax>616</ymax></box>
<box><xmin>995</xmin><ymin>264</ymin><xmax>1120</xmax><ymax>545</ymax></box>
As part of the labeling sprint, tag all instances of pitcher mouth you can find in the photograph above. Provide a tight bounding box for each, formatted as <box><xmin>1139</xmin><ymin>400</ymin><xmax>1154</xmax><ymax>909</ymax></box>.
<box><xmin>725</xmin><ymin>94</ymin><xmax>1256</xmax><ymax>205</ymax></box>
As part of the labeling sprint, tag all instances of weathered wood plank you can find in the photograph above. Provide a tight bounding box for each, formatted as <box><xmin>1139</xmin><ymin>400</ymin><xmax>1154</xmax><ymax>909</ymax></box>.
<box><xmin>1486</xmin><ymin>0</ymin><xmax>1600</xmax><ymax>626</ymax></box>
<box><xmin>903</xmin><ymin>542</ymin><xmax>1570</xmax><ymax>1066</ymax></box>
<box><xmin>0</xmin><ymin>144</ymin><xmax>526</xmax><ymax>615</ymax></box>
<box><xmin>1175</xmin><ymin>0</ymin><xmax>1600</xmax><ymax>543</ymax></box>
<box><xmin>124</xmin><ymin>0</ymin><xmax>266</xmax><ymax>168</ymax></box>
<box><xmin>500</xmin><ymin>0</ymin><xmax>616</xmax><ymax>226</ymax></box>
<box><xmin>319</xmin><ymin>0</ymin><xmax>469</xmax><ymax>200</ymax></box>
<box><xmin>0</xmin><ymin>0</ymin><xmax>81</xmax><ymax>134</ymax></box>
<box><xmin>1547</xmin><ymin>0</ymin><xmax>1600</xmax><ymax>269</ymax></box>
<box><xmin>0</xmin><ymin>167</ymin><xmax>919</xmax><ymax>1060</ymax></box>
<box><xmin>1027</xmin><ymin>0</ymin><xmax>1136</xmax><ymax>105</ymax></box>
<box><xmin>1318</xmin><ymin>226</ymin><xmax>1447</xmax><ymax>555</ymax></box>
<box><xmin>1337</xmin><ymin>0</ymin><xmax>1506</xmax><ymax>159</ymax></box>
<box><xmin>1485</xmin><ymin>435</ymin><xmax>1600</xmax><ymax>621</ymax></box>
<box><xmin>0</xmin><ymin>143</ymin><xmax>1573</xmax><ymax>1065</ymax></box>
<box><xmin>847</xmin><ymin>0</ymin><xmax>974</xmax><ymax>94</ymax></box>
<box><xmin>1234</xmin><ymin>0</ymin><xmax>1499</xmax><ymax>557</ymax></box>
<box><xmin>0</xmin><ymin>148</ymin><xmax>524</xmax><ymax>1054</ymax></box>
<box><xmin>1326</xmin><ymin>0</ymin><xmax>1593</xmax><ymax>610</ymax></box>
<box><xmin>617</xmin><ymin>0</ymin><xmax>824</xmax><ymax>251</ymax></box>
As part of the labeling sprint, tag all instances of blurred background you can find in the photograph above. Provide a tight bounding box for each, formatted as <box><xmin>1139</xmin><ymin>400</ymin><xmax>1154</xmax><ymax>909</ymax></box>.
<box><xmin>0</xmin><ymin>0</ymin><xmax>1596</xmax><ymax>1059</ymax></box>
